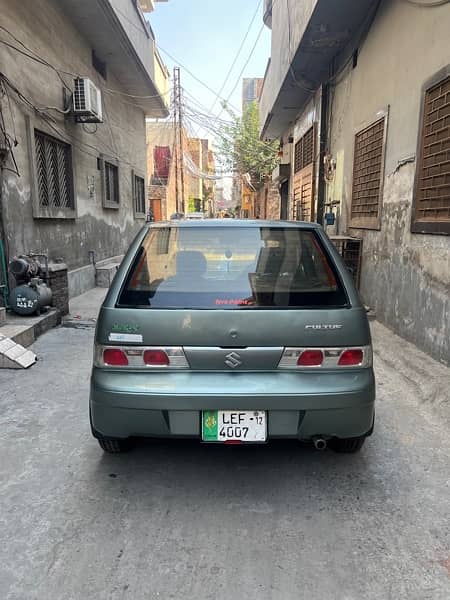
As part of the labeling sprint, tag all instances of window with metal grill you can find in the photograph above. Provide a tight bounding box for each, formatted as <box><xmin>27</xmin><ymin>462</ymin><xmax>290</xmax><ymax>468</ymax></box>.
<box><xmin>350</xmin><ymin>117</ymin><xmax>386</xmax><ymax>229</ymax></box>
<box><xmin>133</xmin><ymin>173</ymin><xmax>146</xmax><ymax>217</ymax></box>
<box><xmin>102</xmin><ymin>160</ymin><xmax>119</xmax><ymax>208</ymax></box>
<box><xmin>292</xmin><ymin>125</ymin><xmax>316</xmax><ymax>221</ymax></box>
<box><xmin>294</xmin><ymin>127</ymin><xmax>314</xmax><ymax>173</ymax></box>
<box><xmin>293</xmin><ymin>173</ymin><xmax>313</xmax><ymax>222</ymax></box>
<box><xmin>412</xmin><ymin>72</ymin><xmax>450</xmax><ymax>235</ymax></box>
<box><xmin>294</xmin><ymin>139</ymin><xmax>302</xmax><ymax>173</ymax></box>
<box><xmin>34</xmin><ymin>130</ymin><xmax>74</xmax><ymax>211</ymax></box>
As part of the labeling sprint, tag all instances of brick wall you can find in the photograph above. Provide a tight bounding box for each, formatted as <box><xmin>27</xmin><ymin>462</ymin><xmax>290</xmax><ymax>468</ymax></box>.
<box><xmin>47</xmin><ymin>264</ymin><xmax>69</xmax><ymax>316</ymax></box>
<box><xmin>257</xmin><ymin>181</ymin><xmax>281</xmax><ymax>220</ymax></box>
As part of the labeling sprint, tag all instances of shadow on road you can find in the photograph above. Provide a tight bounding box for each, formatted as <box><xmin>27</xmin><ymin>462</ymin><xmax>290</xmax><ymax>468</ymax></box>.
<box><xmin>89</xmin><ymin>438</ymin><xmax>377</xmax><ymax>511</ymax></box>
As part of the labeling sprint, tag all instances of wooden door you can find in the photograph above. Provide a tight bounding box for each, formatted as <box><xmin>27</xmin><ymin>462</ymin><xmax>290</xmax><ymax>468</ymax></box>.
<box><xmin>293</xmin><ymin>163</ymin><xmax>314</xmax><ymax>221</ymax></box>
<box><xmin>151</xmin><ymin>199</ymin><xmax>162</xmax><ymax>221</ymax></box>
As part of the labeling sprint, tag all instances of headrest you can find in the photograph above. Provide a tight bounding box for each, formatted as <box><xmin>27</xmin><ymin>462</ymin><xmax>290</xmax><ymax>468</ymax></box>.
<box><xmin>175</xmin><ymin>251</ymin><xmax>207</xmax><ymax>277</ymax></box>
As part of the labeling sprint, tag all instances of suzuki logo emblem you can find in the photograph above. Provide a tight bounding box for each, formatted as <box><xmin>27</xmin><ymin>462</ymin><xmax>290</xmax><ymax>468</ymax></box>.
<box><xmin>225</xmin><ymin>351</ymin><xmax>242</xmax><ymax>369</ymax></box>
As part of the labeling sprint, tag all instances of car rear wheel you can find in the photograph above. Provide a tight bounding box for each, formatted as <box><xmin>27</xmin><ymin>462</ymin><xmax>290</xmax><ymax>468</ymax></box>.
<box><xmin>330</xmin><ymin>436</ymin><xmax>366</xmax><ymax>453</ymax></box>
<box><xmin>97</xmin><ymin>437</ymin><xmax>130</xmax><ymax>453</ymax></box>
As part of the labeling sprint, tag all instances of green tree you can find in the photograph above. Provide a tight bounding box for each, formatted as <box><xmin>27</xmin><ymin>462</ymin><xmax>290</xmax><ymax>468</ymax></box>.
<box><xmin>217</xmin><ymin>101</ymin><xmax>279</xmax><ymax>184</ymax></box>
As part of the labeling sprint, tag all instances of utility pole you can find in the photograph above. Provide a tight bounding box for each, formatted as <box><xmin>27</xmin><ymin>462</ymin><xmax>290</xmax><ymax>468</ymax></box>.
<box><xmin>173</xmin><ymin>67</ymin><xmax>185</xmax><ymax>214</ymax></box>
<box><xmin>172</xmin><ymin>69</ymin><xmax>179</xmax><ymax>214</ymax></box>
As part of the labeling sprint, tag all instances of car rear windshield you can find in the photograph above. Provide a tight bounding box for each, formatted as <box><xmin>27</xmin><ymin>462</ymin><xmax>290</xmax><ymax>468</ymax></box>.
<box><xmin>117</xmin><ymin>226</ymin><xmax>348</xmax><ymax>309</ymax></box>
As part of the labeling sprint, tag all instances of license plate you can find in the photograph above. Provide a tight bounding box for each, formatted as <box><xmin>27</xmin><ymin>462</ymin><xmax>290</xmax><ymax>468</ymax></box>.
<box><xmin>202</xmin><ymin>411</ymin><xmax>267</xmax><ymax>443</ymax></box>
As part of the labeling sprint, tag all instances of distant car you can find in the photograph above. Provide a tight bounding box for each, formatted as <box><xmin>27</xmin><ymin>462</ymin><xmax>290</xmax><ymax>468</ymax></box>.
<box><xmin>185</xmin><ymin>212</ymin><xmax>206</xmax><ymax>220</ymax></box>
<box><xmin>170</xmin><ymin>212</ymin><xmax>184</xmax><ymax>220</ymax></box>
<box><xmin>90</xmin><ymin>220</ymin><xmax>375</xmax><ymax>454</ymax></box>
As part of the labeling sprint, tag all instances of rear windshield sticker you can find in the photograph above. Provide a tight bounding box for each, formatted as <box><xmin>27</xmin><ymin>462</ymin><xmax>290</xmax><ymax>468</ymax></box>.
<box><xmin>108</xmin><ymin>333</ymin><xmax>143</xmax><ymax>343</ymax></box>
<box><xmin>215</xmin><ymin>298</ymin><xmax>255</xmax><ymax>306</ymax></box>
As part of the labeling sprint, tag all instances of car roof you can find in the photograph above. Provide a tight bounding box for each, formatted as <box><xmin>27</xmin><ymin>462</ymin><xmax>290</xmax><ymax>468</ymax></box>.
<box><xmin>146</xmin><ymin>219</ymin><xmax>321</xmax><ymax>229</ymax></box>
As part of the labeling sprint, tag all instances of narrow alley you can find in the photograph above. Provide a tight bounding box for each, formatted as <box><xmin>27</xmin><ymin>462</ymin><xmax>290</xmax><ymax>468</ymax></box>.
<box><xmin>1</xmin><ymin>0</ymin><xmax>449</xmax><ymax>598</ymax></box>
<box><xmin>0</xmin><ymin>292</ymin><xmax>449</xmax><ymax>599</ymax></box>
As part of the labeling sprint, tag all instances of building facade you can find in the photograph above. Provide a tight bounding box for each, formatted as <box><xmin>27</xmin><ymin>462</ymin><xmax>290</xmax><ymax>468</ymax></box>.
<box><xmin>240</xmin><ymin>74</ymin><xmax>283</xmax><ymax>221</ymax></box>
<box><xmin>242</xmin><ymin>78</ymin><xmax>264</xmax><ymax>112</ymax></box>
<box><xmin>259</xmin><ymin>0</ymin><xmax>450</xmax><ymax>363</ymax></box>
<box><xmin>146</xmin><ymin>121</ymin><xmax>177</xmax><ymax>220</ymax></box>
<box><xmin>186</xmin><ymin>137</ymin><xmax>216</xmax><ymax>215</ymax></box>
<box><xmin>146</xmin><ymin>126</ymin><xmax>217</xmax><ymax>219</ymax></box>
<box><xmin>0</xmin><ymin>0</ymin><xmax>169</xmax><ymax>298</ymax></box>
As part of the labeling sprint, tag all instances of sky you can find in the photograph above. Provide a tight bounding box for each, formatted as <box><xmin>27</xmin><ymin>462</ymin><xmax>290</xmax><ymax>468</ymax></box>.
<box><xmin>147</xmin><ymin>0</ymin><xmax>271</xmax><ymax>141</ymax></box>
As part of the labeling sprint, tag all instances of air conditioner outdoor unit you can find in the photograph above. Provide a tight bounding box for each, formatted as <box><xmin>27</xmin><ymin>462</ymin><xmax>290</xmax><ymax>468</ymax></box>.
<box><xmin>73</xmin><ymin>78</ymin><xmax>103</xmax><ymax>123</ymax></box>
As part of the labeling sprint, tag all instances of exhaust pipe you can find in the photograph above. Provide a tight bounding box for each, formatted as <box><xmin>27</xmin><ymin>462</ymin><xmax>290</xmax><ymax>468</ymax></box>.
<box><xmin>313</xmin><ymin>437</ymin><xmax>327</xmax><ymax>451</ymax></box>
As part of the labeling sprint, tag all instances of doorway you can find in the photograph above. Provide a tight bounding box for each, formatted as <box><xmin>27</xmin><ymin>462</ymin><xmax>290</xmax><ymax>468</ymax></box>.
<box><xmin>150</xmin><ymin>199</ymin><xmax>162</xmax><ymax>221</ymax></box>
<box><xmin>280</xmin><ymin>180</ymin><xmax>289</xmax><ymax>220</ymax></box>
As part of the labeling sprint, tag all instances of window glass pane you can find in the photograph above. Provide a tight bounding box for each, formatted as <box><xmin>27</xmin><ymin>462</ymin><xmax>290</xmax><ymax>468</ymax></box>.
<box><xmin>118</xmin><ymin>227</ymin><xmax>347</xmax><ymax>309</ymax></box>
<box><xmin>105</xmin><ymin>162</ymin><xmax>119</xmax><ymax>203</ymax></box>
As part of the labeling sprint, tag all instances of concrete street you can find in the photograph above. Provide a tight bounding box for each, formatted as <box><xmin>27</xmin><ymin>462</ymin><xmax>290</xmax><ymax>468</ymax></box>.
<box><xmin>0</xmin><ymin>292</ymin><xmax>449</xmax><ymax>600</ymax></box>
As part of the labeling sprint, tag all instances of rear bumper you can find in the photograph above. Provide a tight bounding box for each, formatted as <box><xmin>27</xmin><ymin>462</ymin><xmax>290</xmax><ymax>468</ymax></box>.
<box><xmin>90</xmin><ymin>368</ymin><xmax>376</xmax><ymax>440</ymax></box>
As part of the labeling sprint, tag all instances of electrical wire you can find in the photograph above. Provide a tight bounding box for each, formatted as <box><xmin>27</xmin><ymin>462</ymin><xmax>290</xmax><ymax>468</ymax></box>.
<box><xmin>2</xmin><ymin>82</ymin><xmax>17</xmax><ymax>144</ymax></box>
<box><xmin>113</xmin><ymin>5</ymin><xmax>152</xmax><ymax>37</ymax></box>
<box><xmin>0</xmin><ymin>25</ymin><xmax>77</xmax><ymax>77</ymax></box>
<box><xmin>183</xmin><ymin>104</ymin><xmax>233</xmax><ymax>128</ymax></box>
<box><xmin>0</xmin><ymin>72</ymin><xmax>58</xmax><ymax>120</ymax></box>
<box><xmin>213</xmin><ymin>22</ymin><xmax>266</xmax><ymax>126</ymax></box>
<box><xmin>103</xmin><ymin>87</ymin><xmax>172</xmax><ymax>99</ymax></box>
<box><xmin>0</xmin><ymin>25</ymin><xmax>169</xmax><ymax>111</ymax></box>
<box><xmin>0</xmin><ymin>39</ymin><xmax>75</xmax><ymax>92</ymax></box>
<box><xmin>0</xmin><ymin>30</ymin><xmax>76</xmax><ymax>93</ymax></box>
<box><xmin>183</xmin><ymin>99</ymin><xmax>280</xmax><ymax>154</ymax></box>
<box><xmin>0</xmin><ymin>90</ymin><xmax>20</xmax><ymax>177</ymax></box>
<box><xmin>182</xmin><ymin>110</ymin><xmax>277</xmax><ymax>178</ymax></box>
<box><xmin>156</xmin><ymin>44</ymin><xmax>241</xmax><ymax>113</ymax></box>
<box><xmin>147</xmin><ymin>117</ymin><xmax>177</xmax><ymax>186</ymax></box>
<box><xmin>82</xmin><ymin>123</ymin><xmax>98</xmax><ymax>135</ymax></box>
<box><xmin>1</xmin><ymin>74</ymin><xmax>144</xmax><ymax>170</ymax></box>
<box><xmin>183</xmin><ymin>98</ymin><xmax>280</xmax><ymax>180</ymax></box>
<box><xmin>208</xmin><ymin>0</ymin><xmax>264</xmax><ymax>115</ymax></box>
<box><xmin>183</xmin><ymin>89</ymin><xmax>233</xmax><ymax>123</ymax></box>
<box><xmin>40</xmin><ymin>105</ymin><xmax>72</xmax><ymax>115</ymax></box>
<box><xmin>94</xmin><ymin>71</ymin><xmax>119</xmax><ymax>156</ymax></box>
<box><xmin>402</xmin><ymin>0</ymin><xmax>449</xmax><ymax>5</ymax></box>
<box><xmin>182</xmin><ymin>89</ymin><xmax>229</xmax><ymax>138</ymax></box>
<box><xmin>213</xmin><ymin>0</ymin><xmax>287</xmax><ymax>125</ymax></box>
<box><xmin>327</xmin><ymin>0</ymin><xmax>384</xmax><ymax>87</ymax></box>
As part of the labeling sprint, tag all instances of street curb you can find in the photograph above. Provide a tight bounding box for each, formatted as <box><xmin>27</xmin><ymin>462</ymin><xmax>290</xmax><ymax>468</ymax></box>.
<box><xmin>62</xmin><ymin>318</ymin><xmax>97</xmax><ymax>329</ymax></box>
<box><xmin>0</xmin><ymin>308</ymin><xmax>61</xmax><ymax>348</ymax></box>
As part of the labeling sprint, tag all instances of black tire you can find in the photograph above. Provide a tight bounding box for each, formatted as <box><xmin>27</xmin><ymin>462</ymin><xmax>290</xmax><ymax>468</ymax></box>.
<box><xmin>330</xmin><ymin>436</ymin><xmax>366</xmax><ymax>454</ymax></box>
<box><xmin>97</xmin><ymin>437</ymin><xmax>129</xmax><ymax>453</ymax></box>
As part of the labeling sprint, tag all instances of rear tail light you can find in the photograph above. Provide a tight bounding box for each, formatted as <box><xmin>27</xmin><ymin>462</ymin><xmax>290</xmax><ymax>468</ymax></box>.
<box><xmin>103</xmin><ymin>348</ymin><xmax>129</xmax><ymax>366</ymax></box>
<box><xmin>338</xmin><ymin>349</ymin><xmax>364</xmax><ymax>366</ymax></box>
<box><xmin>297</xmin><ymin>350</ymin><xmax>323</xmax><ymax>367</ymax></box>
<box><xmin>143</xmin><ymin>349</ymin><xmax>170</xmax><ymax>366</ymax></box>
<box><xmin>279</xmin><ymin>346</ymin><xmax>372</xmax><ymax>369</ymax></box>
<box><xmin>94</xmin><ymin>345</ymin><xmax>189</xmax><ymax>369</ymax></box>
